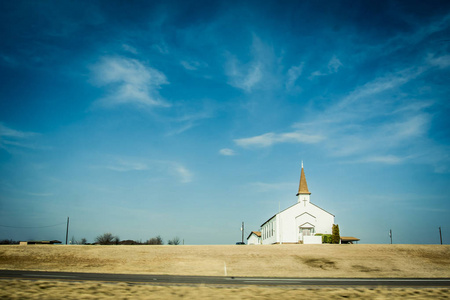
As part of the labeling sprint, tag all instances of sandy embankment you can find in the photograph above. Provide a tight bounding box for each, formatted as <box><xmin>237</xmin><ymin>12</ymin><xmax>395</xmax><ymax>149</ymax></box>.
<box><xmin>1</xmin><ymin>280</ymin><xmax>449</xmax><ymax>300</ymax></box>
<box><xmin>1</xmin><ymin>244</ymin><xmax>449</xmax><ymax>299</ymax></box>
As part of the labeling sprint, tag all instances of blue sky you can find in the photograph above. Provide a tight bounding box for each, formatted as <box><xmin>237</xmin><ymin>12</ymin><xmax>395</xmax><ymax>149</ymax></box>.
<box><xmin>1</xmin><ymin>0</ymin><xmax>449</xmax><ymax>245</ymax></box>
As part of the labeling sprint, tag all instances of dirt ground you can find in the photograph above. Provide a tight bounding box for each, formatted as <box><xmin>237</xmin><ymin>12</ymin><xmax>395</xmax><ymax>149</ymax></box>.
<box><xmin>1</xmin><ymin>244</ymin><xmax>449</xmax><ymax>299</ymax></box>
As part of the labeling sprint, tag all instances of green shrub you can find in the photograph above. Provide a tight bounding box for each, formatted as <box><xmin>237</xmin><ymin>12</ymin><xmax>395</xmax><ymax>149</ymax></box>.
<box><xmin>315</xmin><ymin>233</ymin><xmax>332</xmax><ymax>243</ymax></box>
<box><xmin>331</xmin><ymin>224</ymin><xmax>340</xmax><ymax>244</ymax></box>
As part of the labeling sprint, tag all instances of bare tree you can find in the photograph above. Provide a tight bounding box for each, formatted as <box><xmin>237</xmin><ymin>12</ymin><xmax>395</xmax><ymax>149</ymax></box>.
<box><xmin>168</xmin><ymin>237</ymin><xmax>180</xmax><ymax>245</ymax></box>
<box><xmin>80</xmin><ymin>238</ymin><xmax>87</xmax><ymax>245</ymax></box>
<box><xmin>0</xmin><ymin>239</ymin><xmax>19</xmax><ymax>245</ymax></box>
<box><xmin>95</xmin><ymin>233</ymin><xmax>119</xmax><ymax>245</ymax></box>
<box><xmin>147</xmin><ymin>235</ymin><xmax>163</xmax><ymax>245</ymax></box>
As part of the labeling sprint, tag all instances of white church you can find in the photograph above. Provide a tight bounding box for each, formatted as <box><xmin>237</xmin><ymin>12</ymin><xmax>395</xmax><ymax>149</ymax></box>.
<box><xmin>251</xmin><ymin>164</ymin><xmax>335</xmax><ymax>245</ymax></box>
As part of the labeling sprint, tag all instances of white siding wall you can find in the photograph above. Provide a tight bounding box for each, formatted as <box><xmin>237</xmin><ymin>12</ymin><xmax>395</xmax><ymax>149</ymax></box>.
<box><xmin>247</xmin><ymin>234</ymin><xmax>261</xmax><ymax>245</ymax></box>
<box><xmin>278</xmin><ymin>202</ymin><xmax>334</xmax><ymax>243</ymax></box>
<box><xmin>261</xmin><ymin>216</ymin><xmax>278</xmax><ymax>245</ymax></box>
<box><xmin>261</xmin><ymin>201</ymin><xmax>334</xmax><ymax>244</ymax></box>
<box><xmin>297</xmin><ymin>194</ymin><xmax>310</xmax><ymax>204</ymax></box>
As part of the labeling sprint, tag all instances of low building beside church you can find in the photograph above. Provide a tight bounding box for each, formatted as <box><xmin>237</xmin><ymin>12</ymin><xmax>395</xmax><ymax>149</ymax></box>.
<box><xmin>247</xmin><ymin>231</ymin><xmax>261</xmax><ymax>245</ymax></box>
<box><xmin>256</xmin><ymin>164</ymin><xmax>335</xmax><ymax>245</ymax></box>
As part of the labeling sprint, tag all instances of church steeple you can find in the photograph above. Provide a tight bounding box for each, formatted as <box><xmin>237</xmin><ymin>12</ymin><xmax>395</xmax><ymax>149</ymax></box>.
<box><xmin>296</xmin><ymin>162</ymin><xmax>311</xmax><ymax>204</ymax></box>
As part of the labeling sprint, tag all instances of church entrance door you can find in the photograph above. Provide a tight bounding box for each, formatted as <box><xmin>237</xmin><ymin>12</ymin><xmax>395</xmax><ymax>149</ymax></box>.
<box><xmin>299</xmin><ymin>225</ymin><xmax>314</xmax><ymax>242</ymax></box>
<box><xmin>302</xmin><ymin>228</ymin><xmax>312</xmax><ymax>236</ymax></box>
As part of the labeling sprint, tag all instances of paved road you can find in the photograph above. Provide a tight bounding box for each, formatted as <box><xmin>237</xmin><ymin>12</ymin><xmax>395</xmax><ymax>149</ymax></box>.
<box><xmin>1</xmin><ymin>270</ymin><xmax>449</xmax><ymax>287</ymax></box>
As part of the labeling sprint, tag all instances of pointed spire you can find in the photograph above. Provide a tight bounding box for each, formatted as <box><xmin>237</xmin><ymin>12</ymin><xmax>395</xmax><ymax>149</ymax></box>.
<box><xmin>296</xmin><ymin>163</ymin><xmax>311</xmax><ymax>196</ymax></box>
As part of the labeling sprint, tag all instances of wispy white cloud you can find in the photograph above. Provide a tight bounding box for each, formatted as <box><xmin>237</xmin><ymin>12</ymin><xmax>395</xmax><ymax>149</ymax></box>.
<box><xmin>0</xmin><ymin>123</ymin><xmax>37</xmax><ymax>138</ymax></box>
<box><xmin>234</xmin><ymin>46</ymin><xmax>447</xmax><ymax>169</ymax></box>
<box><xmin>180</xmin><ymin>60</ymin><xmax>197</xmax><ymax>70</ymax></box>
<box><xmin>90</xmin><ymin>56</ymin><xmax>170</xmax><ymax>108</ymax></box>
<box><xmin>334</xmin><ymin>66</ymin><xmax>426</xmax><ymax>111</ymax></box>
<box><xmin>226</xmin><ymin>55</ymin><xmax>262</xmax><ymax>92</ymax></box>
<box><xmin>367</xmin><ymin>13</ymin><xmax>450</xmax><ymax>62</ymax></box>
<box><xmin>234</xmin><ymin>131</ymin><xmax>324</xmax><ymax>148</ymax></box>
<box><xmin>165</xmin><ymin>101</ymin><xmax>216</xmax><ymax>135</ymax></box>
<box><xmin>427</xmin><ymin>53</ymin><xmax>450</xmax><ymax>69</ymax></box>
<box><xmin>219</xmin><ymin>148</ymin><xmax>236</xmax><ymax>156</ymax></box>
<box><xmin>99</xmin><ymin>156</ymin><xmax>193</xmax><ymax>183</ymax></box>
<box><xmin>172</xmin><ymin>164</ymin><xmax>193</xmax><ymax>183</ymax></box>
<box><xmin>348</xmin><ymin>155</ymin><xmax>406</xmax><ymax>165</ymax></box>
<box><xmin>308</xmin><ymin>112</ymin><xmax>431</xmax><ymax>161</ymax></box>
<box><xmin>392</xmin><ymin>101</ymin><xmax>434</xmax><ymax>114</ymax></box>
<box><xmin>153</xmin><ymin>42</ymin><xmax>169</xmax><ymax>55</ymax></box>
<box><xmin>309</xmin><ymin>55</ymin><xmax>343</xmax><ymax>79</ymax></box>
<box><xmin>105</xmin><ymin>158</ymin><xmax>148</xmax><ymax>172</ymax></box>
<box><xmin>180</xmin><ymin>60</ymin><xmax>206</xmax><ymax>71</ymax></box>
<box><xmin>285</xmin><ymin>63</ymin><xmax>303</xmax><ymax>90</ymax></box>
<box><xmin>302</xmin><ymin>57</ymin><xmax>443</xmax><ymax>165</ymax></box>
<box><xmin>248</xmin><ymin>181</ymin><xmax>293</xmax><ymax>192</ymax></box>
<box><xmin>225</xmin><ymin>35</ymin><xmax>277</xmax><ymax>92</ymax></box>
<box><xmin>328</xmin><ymin>55</ymin><xmax>343</xmax><ymax>73</ymax></box>
<box><xmin>0</xmin><ymin>123</ymin><xmax>40</xmax><ymax>153</ymax></box>
<box><xmin>384</xmin><ymin>115</ymin><xmax>429</xmax><ymax>141</ymax></box>
<box><xmin>122</xmin><ymin>44</ymin><xmax>138</xmax><ymax>54</ymax></box>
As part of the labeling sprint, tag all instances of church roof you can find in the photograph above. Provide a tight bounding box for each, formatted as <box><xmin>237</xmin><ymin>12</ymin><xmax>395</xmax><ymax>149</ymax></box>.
<box><xmin>260</xmin><ymin>214</ymin><xmax>277</xmax><ymax>227</ymax></box>
<box><xmin>296</xmin><ymin>165</ymin><xmax>311</xmax><ymax>196</ymax></box>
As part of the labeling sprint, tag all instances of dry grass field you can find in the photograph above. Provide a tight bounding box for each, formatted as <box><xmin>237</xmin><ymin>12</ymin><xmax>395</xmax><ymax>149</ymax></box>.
<box><xmin>1</xmin><ymin>280</ymin><xmax>449</xmax><ymax>299</ymax></box>
<box><xmin>1</xmin><ymin>244</ymin><xmax>449</xmax><ymax>299</ymax></box>
<box><xmin>1</xmin><ymin>244</ymin><xmax>449</xmax><ymax>277</ymax></box>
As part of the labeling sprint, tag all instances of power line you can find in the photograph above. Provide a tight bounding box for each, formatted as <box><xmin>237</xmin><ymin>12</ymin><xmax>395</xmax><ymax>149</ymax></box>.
<box><xmin>0</xmin><ymin>222</ymin><xmax>66</xmax><ymax>229</ymax></box>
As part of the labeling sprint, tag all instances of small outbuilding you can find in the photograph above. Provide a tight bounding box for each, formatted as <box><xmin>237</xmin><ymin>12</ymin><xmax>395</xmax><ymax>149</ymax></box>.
<box><xmin>340</xmin><ymin>236</ymin><xmax>360</xmax><ymax>244</ymax></box>
<box><xmin>247</xmin><ymin>231</ymin><xmax>262</xmax><ymax>245</ymax></box>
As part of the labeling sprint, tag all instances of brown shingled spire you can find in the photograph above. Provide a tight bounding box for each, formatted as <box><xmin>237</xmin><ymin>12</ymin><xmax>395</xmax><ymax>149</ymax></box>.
<box><xmin>296</xmin><ymin>163</ymin><xmax>311</xmax><ymax>196</ymax></box>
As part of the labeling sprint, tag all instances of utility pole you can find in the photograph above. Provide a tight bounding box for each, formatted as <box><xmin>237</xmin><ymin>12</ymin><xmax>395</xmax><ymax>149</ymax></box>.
<box><xmin>389</xmin><ymin>229</ymin><xmax>392</xmax><ymax>244</ymax></box>
<box><xmin>439</xmin><ymin>227</ymin><xmax>443</xmax><ymax>245</ymax></box>
<box><xmin>241</xmin><ymin>222</ymin><xmax>244</xmax><ymax>244</ymax></box>
<box><xmin>65</xmin><ymin>217</ymin><xmax>69</xmax><ymax>245</ymax></box>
